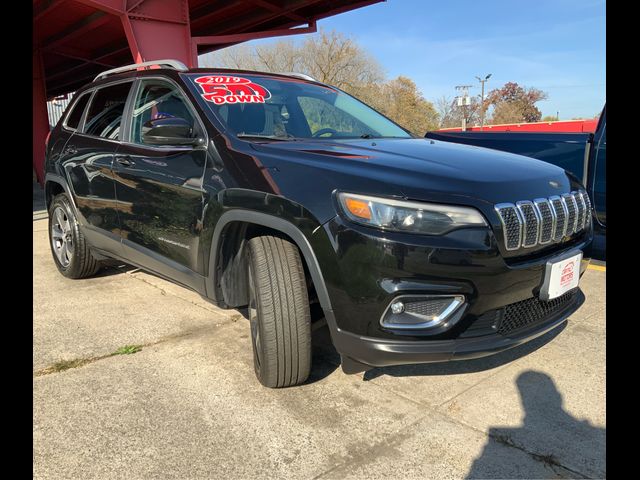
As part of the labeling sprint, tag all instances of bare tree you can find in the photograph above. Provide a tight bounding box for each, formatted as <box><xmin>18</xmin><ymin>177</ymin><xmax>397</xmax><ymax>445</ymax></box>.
<box><xmin>199</xmin><ymin>29</ymin><xmax>439</xmax><ymax>135</ymax></box>
<box><xmin>435</xmin><ymin>95</ymin><xmax>454</xmax><ymax>127</ymax></box>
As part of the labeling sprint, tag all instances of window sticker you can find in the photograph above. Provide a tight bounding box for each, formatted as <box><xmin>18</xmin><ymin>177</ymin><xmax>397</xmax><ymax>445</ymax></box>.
<box><xmin>194</xmin><ymin>76</ymin><xmax>271</xmax><ymax>105</ymax></box>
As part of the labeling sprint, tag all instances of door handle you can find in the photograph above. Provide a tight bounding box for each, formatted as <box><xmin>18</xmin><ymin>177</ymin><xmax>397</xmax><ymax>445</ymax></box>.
<box><xmin>116</xmin><ymin>156</ymin><xmax>135</xmax><ymax>167</ymax></box>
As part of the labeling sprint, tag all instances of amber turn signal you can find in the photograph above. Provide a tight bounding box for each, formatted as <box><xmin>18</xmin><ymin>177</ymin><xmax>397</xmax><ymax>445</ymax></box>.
<box><xmin>344</xmin><ymin>197</ymin><xmax>372</xmax><ymax>220</ymax></box>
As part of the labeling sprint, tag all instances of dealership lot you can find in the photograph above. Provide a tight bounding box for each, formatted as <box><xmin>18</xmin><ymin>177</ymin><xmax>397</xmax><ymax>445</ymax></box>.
<box><xmin>33</xmin><ymin>188</ymin><xmax>605</xmax><ymax>479</ymax></box>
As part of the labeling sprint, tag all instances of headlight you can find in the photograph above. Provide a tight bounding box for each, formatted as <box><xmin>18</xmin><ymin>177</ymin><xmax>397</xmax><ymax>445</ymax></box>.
<box><xmin>337</xmin><ymin>192</ymin><xmax>487</xmax><ymax>235</ymax></box>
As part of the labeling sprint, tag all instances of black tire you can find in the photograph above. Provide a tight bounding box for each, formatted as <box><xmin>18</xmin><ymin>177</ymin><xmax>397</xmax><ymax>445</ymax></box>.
<box><xmin>246</xmin><ymin>235</ymin><xmax>312</xmax><ymax>388</ymax></box>
<box><xmin>48</xmin><ymin>193</ymin><xmax>100</xmax><ymax>279</ymax></box>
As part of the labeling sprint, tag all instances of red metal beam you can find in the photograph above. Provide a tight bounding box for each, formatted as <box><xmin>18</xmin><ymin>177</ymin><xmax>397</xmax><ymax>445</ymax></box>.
<box><xmin>309</xmin><ymin>0</ymin><xmax>383</xmax><ymax>21</ymax></box>
<box><xmin>189</xmin><ymin>0</ymin><xmax>246</xmax><ymax>33</ymax></box>
<box><xmin>70</xmin><ymin>0</ymin><xmax>125</xmax><ymax>16</ymax></box>
<box><xmin>33</xmin><ymin>48</ymin><xmax>50</xmax><ymax>184</ymax></box>
<box><xmin>216</xmin><ymin>0</ymin><xmax>323</xmax><ymax>35</ymax></box>
<box><xmin>47</xmin><ymin>45</ymin><xmax>130</xmax><ymax>82</ymax></box>
<box><xmin>121</xmin><ymin>0</ymin><xmax>194</xmax><ymax>66</ymax></box>
<box><xmin>192</xmin><ymin>20</ymin><xmax>317</xmax><ymax>57</ymax></box>
<box><xmin>33</xmin><ymin>0</ymin><xmax>68</xmax><ymax>22</ymax></box>
<box><xmin>247</xmin><ymin>0</ymin><xmax>307</xmax><ymax>22</ymax></box>
<box><xmin>48</xmin><ymin>45</ymin><xmax>120</xmax><ymax>68</ymax></box>
<box><xmin>41</xmin><ymin>12</ymin><xmax>112</xmax><ymax>51</ymax></box>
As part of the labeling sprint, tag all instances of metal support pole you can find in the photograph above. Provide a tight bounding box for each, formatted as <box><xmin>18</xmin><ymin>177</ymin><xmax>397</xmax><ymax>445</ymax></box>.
<box><xmin>33</xmin><ymin>48</ymin><xmax>50</xmax><ymax>185</ymax></box>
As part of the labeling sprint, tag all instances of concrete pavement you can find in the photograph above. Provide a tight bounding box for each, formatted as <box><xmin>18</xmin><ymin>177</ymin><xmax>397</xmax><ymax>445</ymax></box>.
<box><xmin>33</xmin><ymin>185</ymin><xmax>606</xmax><ymax>479</ymax></box>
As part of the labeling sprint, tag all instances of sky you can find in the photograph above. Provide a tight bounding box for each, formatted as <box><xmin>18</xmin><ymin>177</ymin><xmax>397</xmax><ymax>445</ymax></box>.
<box><xmin>201</xmin><ymin>0</ymin><xmax>605</xmax><ymax>120</ymax></box>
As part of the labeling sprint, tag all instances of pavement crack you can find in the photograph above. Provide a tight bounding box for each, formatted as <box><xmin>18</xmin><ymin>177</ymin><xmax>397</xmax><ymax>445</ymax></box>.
<box><xmin>33</xmin><ymin>327</ymin><xmax>219</xmax><ymax>378</ymax></box>
<box><xmin>434</xmin><ymin>363</ymin><xmax>515</xmax><ymax>409</ymax></box>
<box><xmin>431</xmin><ymin>409</ymin><xmax>592</xmax><ymax>479</ymax></box>
<box><xmin>363</xmin><ymin>372</ymin><xmax>593</xmax><ymax>479</ymax></box>
<box><xmin>489</xmin><ymin>431</ymin><xmax>591</xmax><ymax>479</ymax></box>
<box><xmin>311</xmin><ymin>414</ymin><xmax>429</xmax><ymax>480</ymax></box>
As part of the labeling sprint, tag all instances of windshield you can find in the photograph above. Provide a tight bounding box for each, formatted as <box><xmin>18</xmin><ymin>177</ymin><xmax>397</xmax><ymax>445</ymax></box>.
<box><xmin>186</xmin><ymin>73</ymin><xmax>411</xmax><ymax>140</ymax></box>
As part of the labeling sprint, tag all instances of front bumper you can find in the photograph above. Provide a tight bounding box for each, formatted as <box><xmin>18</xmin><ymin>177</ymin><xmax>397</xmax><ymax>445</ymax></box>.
<box><xmin>332</xmin><ymin>289</ymin><xmax>584</xmax><ymax>373</ymax></box>
<box><xmin>316</xmin><ymin>215</ymin><xmax>591</xmax><ymax>371</ymax></box>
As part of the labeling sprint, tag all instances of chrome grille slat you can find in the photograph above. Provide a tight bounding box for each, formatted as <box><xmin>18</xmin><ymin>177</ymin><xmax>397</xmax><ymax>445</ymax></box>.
<box><xmin>582</xmin><ymin>192</ymin><xmax>593</xmax><ymax>228</ymax></box>
<box><xmin>516</xmin><ymin>201</ymin><xmax>539</xmax><ymax>247</ymax></box>
<box><xmin>561</xmin><ymin>193</ymin><xmax>578</xmax><ymax>235</ymax></box>
<box><xmin>549</xmin><ymin>196</ymin><xmax>567</xmax><ymax>241</ymax></box>
<box><xmin>533</xmin><ymin>198</ymin><xmax>554</xmax><ymax>244</ymax></box>
<box><xmin>495</xmin><ymin>191</ymin><xmax>588</xmax><ymax>252</ymax></box>
<box><xmin>575</xmin><ymin>191</ymin><xmax>587</xmax><ymax>230</ymax></box>
<box><xmin>495</xmin><ymin>204</ymin><xmax>522</xmax><ymax>251</ymax></box>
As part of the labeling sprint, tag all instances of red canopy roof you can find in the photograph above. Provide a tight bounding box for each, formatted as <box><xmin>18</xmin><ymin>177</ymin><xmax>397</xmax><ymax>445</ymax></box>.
<box><xmin>34</xmin><ymin>0</ymin><xmax>383</xmax><ymax>97</ymax></box>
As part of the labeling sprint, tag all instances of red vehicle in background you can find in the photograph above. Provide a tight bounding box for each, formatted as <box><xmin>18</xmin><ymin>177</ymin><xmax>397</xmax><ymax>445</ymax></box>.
<box><xmin>438</xmin><ymin>118</ymin><xmax>598</xmax><ymax>133</ymax></box>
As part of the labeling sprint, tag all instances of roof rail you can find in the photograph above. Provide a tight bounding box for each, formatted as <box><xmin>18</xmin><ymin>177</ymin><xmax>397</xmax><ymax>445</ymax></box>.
<box><xmin>278</xmin><ymin>72</ymin><xmax>317</xmax><ymax>82</ymax></box>
<box><xmin>94</xmin><ymin>59</ymin><xmax>188</xmax><ymax>82</ymax></box>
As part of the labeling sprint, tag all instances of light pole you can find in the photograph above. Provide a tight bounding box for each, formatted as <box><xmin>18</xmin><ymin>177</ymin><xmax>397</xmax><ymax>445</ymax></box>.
<box><xmin>475</xmin><ymin>73</ymin><xmax>491</xmax><ymax>131</ymax></box>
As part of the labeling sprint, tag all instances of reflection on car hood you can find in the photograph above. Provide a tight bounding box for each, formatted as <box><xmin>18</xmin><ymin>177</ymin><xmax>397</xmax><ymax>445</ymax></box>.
<box><xmin>251</xmin><ymin>137</ymin><xmax>573</xmax><ymax>205</ymax></box>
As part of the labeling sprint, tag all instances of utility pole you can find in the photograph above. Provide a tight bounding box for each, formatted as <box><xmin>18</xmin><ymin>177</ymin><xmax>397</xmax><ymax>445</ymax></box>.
<box><xmin>475</xmin><ymin>73</ymin><xmax>491</xmax><ymax>131</ymax></box>
<box><xmin>455</xmin><ymin>85</ymin><xmax>473</xmax><ymax>131</ymax></box>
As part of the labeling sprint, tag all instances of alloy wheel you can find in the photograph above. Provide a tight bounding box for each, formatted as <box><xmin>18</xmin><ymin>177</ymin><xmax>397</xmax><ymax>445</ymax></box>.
<box><xmin>51</xmin><ymin>206</ymin><xmax>73</xmax><ymax>268</ymax></box>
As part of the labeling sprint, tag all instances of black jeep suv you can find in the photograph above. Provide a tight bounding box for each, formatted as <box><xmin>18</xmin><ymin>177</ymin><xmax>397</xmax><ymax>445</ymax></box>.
<box><xmin>44</xmin><ymin>60</ymin><xmax>592</xmax><ymax>387</ymax></box>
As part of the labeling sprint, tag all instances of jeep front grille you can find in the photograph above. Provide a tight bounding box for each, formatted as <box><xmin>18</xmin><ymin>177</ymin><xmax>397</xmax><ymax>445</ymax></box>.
<box><xmin>495</xmin><ymin>191</ymin><xmax>591</xmax><ymax>251</ymax></box>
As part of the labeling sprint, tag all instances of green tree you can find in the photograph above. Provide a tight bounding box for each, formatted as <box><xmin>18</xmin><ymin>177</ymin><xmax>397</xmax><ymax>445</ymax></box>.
<box><xmin>486</xmin><ymin>82</ymin><xmax>548</xmax><ymax>123</ymax></box>
<box><xmin>368</xmin><ymin>77</ymin><xmax>439</xmax><ymax>134</ymax></box>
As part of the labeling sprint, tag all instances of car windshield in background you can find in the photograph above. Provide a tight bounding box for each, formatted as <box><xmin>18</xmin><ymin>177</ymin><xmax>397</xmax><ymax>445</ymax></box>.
<box><xmin>186</xmin><ymin>73</ymin><xmax>411</xmax><ymax>140</ymax></box>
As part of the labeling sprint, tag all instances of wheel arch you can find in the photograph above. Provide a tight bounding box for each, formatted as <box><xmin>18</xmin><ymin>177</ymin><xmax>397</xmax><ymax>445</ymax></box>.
<box><xmin>44</xmin><ymin>173</ymin><xmax>78</xmax><ymax>214</ymax></box>
<box><xmin>207</xmin><ymin>209</ymin><xmax>334</xmax><ymax>318</ymax></box>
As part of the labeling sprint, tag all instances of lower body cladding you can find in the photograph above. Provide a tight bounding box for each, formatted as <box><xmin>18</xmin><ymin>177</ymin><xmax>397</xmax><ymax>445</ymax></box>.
<box><xmin>318</xmin><ymin>217</ymin><xmax>592</xmax><ymax>373</ymax></box>
<box><xmin>331</xmin><ymin>289</ymin><xmax>584</xmax><ymax>373</ymax></box>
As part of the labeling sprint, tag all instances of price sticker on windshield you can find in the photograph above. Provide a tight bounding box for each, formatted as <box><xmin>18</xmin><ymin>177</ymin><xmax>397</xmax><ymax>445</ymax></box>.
<box><xmin>194</xmin><ymin>76</ymin><xmax>271</xmax><ymax>105</ymax></box>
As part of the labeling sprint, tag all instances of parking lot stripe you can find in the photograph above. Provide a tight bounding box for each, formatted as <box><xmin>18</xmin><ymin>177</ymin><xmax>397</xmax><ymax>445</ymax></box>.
<box><xmin>588</xmin><ymin>264</ymin><xmax>606</xmax><ymax>272</ymax></box>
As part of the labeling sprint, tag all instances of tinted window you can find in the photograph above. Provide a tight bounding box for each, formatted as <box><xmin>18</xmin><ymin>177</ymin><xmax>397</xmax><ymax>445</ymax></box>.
<box><xmin>187</xmin><ymin>73</ymin><xmax>410</xmax><ymax>140</ymax></box>
<box><xmin>130</xmin><ymin>80</ymin><xmax>197</xmax><ymax>145</ymax></box>
<box><xmin>83</xmin><ymin>82</ymin><xmax>132</xmax><ymax>139</ymax></box>
<box><xmin>64</xmin><ymin>93</ymin><xmax>91</xmax><ymax>130</ymax></box>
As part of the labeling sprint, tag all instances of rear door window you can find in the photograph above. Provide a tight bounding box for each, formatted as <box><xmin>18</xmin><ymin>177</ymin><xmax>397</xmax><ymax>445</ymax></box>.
<box><xmin>83</xmin><ymin>82</ymin><xmax>133</xmax><ymax>140</ymax></box>
<box><xmin>63</xmin><ymin>93</ymin><xmax>91</xmax><ymax>130</ymax></box>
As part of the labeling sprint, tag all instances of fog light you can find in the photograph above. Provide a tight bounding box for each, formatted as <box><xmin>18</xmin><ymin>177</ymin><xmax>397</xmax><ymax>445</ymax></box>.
<box><xmin>390</xmin><ymin>301</ymin><xmax>405</xmax><ymax>314</ymax></box>
<box><xmin>381</xmin><ymin>295</ymin><xmax>465</xmax><ymax>332</ymax></box>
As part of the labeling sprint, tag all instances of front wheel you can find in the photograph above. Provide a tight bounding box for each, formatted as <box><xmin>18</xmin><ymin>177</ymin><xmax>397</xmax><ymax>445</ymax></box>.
<box><xmin>246</xmin><ymin>235</ymin><xmax>312</xmax><ymax>388</ymax></box>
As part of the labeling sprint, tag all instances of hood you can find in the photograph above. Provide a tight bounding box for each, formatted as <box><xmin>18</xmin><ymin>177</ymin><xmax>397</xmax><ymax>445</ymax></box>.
<box><xmin>251</xmin><ymin>137</ymin><xmax>574</xmax><ymax>206</ymax></box>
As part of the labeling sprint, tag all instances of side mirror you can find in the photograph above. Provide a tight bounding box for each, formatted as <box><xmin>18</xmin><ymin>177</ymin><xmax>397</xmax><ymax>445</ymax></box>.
<box><xmin>141</xmin><ymin>117</ymin><xmax>201</xmax><ymax>146</ymax></box>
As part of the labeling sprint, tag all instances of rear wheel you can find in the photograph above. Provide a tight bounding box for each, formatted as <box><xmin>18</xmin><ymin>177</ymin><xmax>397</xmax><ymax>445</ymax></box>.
<box><xmin>246</xmin><ymin>235</ymin><xmax>312</xmax><ymax>388</ymax></box>
<box><xmin>48</xmin><ymin>193</ymin><xmax>100</xmax><ymax>278</ymax></box>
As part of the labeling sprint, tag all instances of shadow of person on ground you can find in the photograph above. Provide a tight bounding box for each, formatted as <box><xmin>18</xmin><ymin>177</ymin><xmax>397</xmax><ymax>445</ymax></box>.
<box><xmin>363</xmin><ymin>323</ymin><xmax>567</xmax><ymax>381</ymax></box>
<box><xmin>466</xmin><ymin>370</ymin><xmax>606</xmax><ymax>479</ymax></box>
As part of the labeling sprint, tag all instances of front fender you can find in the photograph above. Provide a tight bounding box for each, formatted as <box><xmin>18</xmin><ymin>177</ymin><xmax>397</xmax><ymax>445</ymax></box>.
<box><xmin>203</xmin><ymin>189</ymin><xmax>343</xmax><ymax>331</ymax></box>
